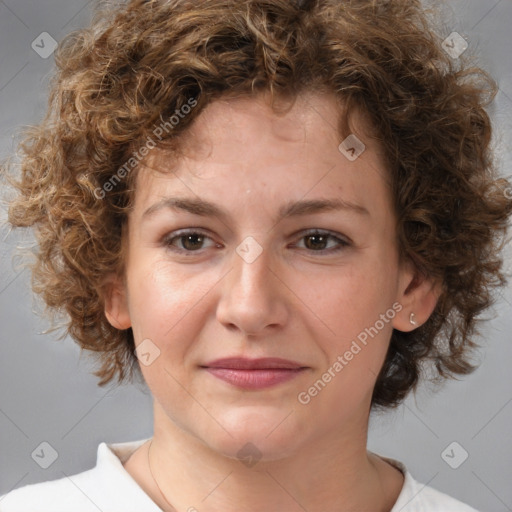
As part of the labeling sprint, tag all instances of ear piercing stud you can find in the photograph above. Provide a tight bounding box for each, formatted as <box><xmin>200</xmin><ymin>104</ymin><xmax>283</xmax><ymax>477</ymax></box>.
<box><xmin>409</xmin><ymin>313</ymin><xmax>418</xmax><ymax>326</ymax></box>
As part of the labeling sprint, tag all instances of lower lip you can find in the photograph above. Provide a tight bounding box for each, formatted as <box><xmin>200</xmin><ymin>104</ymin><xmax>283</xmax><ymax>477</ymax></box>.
<box><xmin>203</xmin><ymin>368</ymin><xmax>307</xmax><ymax>390</ymax></box>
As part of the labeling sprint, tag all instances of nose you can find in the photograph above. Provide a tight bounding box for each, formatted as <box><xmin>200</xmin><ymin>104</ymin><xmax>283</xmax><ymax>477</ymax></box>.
<box><xmin>216</xmin><ymin>239</ymin><xmax>288</xmax><ymax>336</ymax></box>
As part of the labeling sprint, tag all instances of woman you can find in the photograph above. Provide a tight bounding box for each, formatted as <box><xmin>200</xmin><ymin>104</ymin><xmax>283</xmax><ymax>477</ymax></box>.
<box><xmin>2</xmin><ymin>0</ymin><xmax>511</xmax><ymax>510</ymax></box>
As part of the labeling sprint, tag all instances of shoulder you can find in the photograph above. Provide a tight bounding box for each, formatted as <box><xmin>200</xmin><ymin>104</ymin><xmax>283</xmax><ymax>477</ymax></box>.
<box><xmin>0</xmin><ymin>440</ymin><xmax>159</xmax><ymax>512</ymax></box>
<box><xmin>404</xmin><ymin>484</ymin><xmax>480</xmax><ymax>512</ymax></box>
<box><xmin>0</xmin><ymin>467</ymin><xmax>102</xmax><ymax>512</ymax></box>
<box><xmin>379</xmin><ymin>455</ymin><xmax>480</xmax><ymax>512</ymax></box>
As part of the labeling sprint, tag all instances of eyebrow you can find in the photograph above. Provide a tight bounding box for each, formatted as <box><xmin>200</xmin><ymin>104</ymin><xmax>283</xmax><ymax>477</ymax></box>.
<box><xmin>142</xmin><ymin>196</ymin><xmax>370</xmax><ymax>223</ymax></box>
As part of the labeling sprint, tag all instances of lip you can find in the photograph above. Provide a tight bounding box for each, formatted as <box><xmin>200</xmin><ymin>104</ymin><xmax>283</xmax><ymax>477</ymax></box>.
<box><xmin>200</xmin><ymin>357</ymin><xmax>309</xmax><ymax>390</ymax></box>
<box><xmin>203</xmin><ymin>357</ymin><xmax>306</xmax><ymax>370</ymax></box>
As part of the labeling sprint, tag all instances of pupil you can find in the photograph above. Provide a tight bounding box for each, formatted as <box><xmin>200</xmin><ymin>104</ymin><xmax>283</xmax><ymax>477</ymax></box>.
<box><xmin>306</xmin><ymin>235</ymin><xmax>326</xmax><ymax>250</ymax></box>
<box><xmin>184</xmin><ymin>235</ymin><xmax>203</xmax><ymax>250</ymax></box>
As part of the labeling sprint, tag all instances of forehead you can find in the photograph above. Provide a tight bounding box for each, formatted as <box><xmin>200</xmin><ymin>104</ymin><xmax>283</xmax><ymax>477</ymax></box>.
<box><xmin>189</xmin><ymin>91</ymin><xmax>384</xmax><ymax>153</ymax></box>
<box><xmin>132</xmin><ymin>91</ymin><xmax>390</xmax><ymax>211</ymax></box>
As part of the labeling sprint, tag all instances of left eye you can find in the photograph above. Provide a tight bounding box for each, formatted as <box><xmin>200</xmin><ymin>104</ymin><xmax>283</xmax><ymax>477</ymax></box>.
<box><xmin>292</xmin><ymin>230</ymin><xmax>350</xmax><ymax>253</ymax></box>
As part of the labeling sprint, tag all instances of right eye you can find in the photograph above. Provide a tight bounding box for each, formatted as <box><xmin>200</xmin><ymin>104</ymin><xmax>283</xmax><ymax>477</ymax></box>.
<box><xmin>161</xmin><ymin>229</ymin><xmax>220</xmax><ymax>254</ymax></box>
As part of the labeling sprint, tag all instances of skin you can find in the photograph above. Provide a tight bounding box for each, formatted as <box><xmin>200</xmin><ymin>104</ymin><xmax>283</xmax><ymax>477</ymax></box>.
<box><xmin>104</xmin><ymin>91</ymin><xmax>440</xmax><ymax>512</ymax></box>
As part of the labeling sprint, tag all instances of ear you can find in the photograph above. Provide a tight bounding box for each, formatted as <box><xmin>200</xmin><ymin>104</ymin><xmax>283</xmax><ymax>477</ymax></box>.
<box><xmin>102</xmin><ymin>273</ymin><xmax>131</xmax><ymax>330</ymax></box>
<box><xmin>392</xmin><ymin>259</ymin><xmax>442</xmax><ymax>332</ymax></box>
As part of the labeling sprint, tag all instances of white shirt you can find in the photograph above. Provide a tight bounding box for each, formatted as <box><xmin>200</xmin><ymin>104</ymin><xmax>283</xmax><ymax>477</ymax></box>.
<box><xmin>0</xmin><ymin>439</ymin><xmax>479</xmax><ymax>511</ymax></box>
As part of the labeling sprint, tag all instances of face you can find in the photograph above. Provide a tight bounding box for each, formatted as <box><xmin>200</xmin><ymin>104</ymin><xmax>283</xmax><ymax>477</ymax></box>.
<box><xmin>105</xmin><ymin>91</ymin><xmax>438</xmax><ymax>461</ymax></box>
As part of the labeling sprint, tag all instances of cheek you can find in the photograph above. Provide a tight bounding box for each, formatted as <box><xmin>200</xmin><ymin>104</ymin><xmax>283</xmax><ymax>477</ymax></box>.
<box><xmin>128</xmin><ymin>261</ymin><xmax>208</xmax><ymax>410</ymax></box>
<box><xmin>302</xmin><ymin>262</ymin><xmax>397</xmax><ymax>376</ymax></box>
<box><xmin>127</xmin><ymin>257</ymin><xmax>200</xmax><ymax>334</ymax></box>
<box><xmin>126</xmin><ymin>257</ymin><xmax>222</xmax><ymax>381</ymax></box>
<box><xmin>295</xmin><ymin>274</ymin><xmax>396</xmax><ymax>421</ymax></box>
<box><xmin>310</xmin><ymin>264</ymin><xmax>395</xmax><ymax>334</ymax></box>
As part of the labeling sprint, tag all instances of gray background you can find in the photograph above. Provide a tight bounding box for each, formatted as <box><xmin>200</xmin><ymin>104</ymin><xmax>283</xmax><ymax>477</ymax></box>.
<box><xmin>0</xmin><ymin>0</ymin><xmax>511</xmax><ymax>510</ymax></box>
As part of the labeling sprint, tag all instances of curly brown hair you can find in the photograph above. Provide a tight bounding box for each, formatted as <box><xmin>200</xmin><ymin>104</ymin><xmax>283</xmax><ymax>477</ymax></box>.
<box><xmin>3</xmin><ymin>0</ymin><xmax>512</xmax><ymax>409</ymax></box>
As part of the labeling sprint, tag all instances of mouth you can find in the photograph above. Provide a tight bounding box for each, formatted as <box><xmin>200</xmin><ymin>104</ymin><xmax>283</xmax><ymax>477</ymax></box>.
<box><xmin>200</xmin><ymin>357</ymin><xmax>309</xmax><ymax>390</ymax></box>
<box><xmin>202</xmin><ymin>357</ymin><xmax>307</xmax><ymax>370</ymax></box>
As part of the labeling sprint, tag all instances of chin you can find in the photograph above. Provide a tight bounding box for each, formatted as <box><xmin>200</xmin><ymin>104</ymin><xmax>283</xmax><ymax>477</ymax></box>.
<box><xmin>201</xmin><ymin>407</ymin><xmax>309</xmax><ymax>464</ymax></box>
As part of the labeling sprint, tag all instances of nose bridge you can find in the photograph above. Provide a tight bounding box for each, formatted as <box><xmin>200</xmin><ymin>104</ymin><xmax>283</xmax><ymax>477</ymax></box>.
<box><xmin>234</xmin><ymin>237</ymin><xmax>271</xmax><ymax>297</ymax></box>
<box><xmin>216</xmin><ymin>236</ymin><xmax>286</xmax><ymax>334</ymax></box>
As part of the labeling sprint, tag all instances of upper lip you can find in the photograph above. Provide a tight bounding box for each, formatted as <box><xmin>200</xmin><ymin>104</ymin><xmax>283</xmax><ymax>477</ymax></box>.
<box><xmin>201</xmin><ymin>357</ymin><xmax>307</xmax><ymax>370</ymax></box>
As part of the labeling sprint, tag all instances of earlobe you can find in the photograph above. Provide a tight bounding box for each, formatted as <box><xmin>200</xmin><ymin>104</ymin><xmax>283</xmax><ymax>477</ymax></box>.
<box><xmin>103</xmin><ymin>274</ymin><xmax>131</xmax><ymax>330</ymax></box>
<box><xmin>392</xmin><ymin>263</ymin><xmax>442</xmax><ymax>332</ymax></box>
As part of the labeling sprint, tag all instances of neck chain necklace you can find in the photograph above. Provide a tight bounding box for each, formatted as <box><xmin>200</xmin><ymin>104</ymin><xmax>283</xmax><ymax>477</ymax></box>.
<box><xmin>147</xmin><ymin>439</ymin><xmax>178</xmax><ymax>512</ymax></box>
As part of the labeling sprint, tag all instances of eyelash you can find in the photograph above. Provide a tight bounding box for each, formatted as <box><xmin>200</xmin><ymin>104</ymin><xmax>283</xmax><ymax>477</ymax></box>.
<box><xmin>161</xmin><ymin>228</ymin><xmax>351</xmax><ymax>255</ymax></box>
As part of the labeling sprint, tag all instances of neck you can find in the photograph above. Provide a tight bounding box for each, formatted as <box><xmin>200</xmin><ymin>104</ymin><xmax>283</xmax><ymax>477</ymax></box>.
<box><xmin>141</xmin><ymin>401</ymin><xmax>399</xmax><ymax>512</ymax></box>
